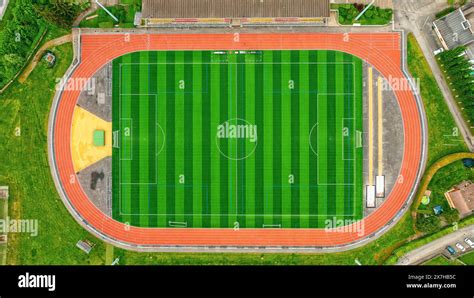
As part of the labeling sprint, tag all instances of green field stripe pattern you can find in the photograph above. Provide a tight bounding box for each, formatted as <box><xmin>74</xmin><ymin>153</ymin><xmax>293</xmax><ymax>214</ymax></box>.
<box><xmin>112</xmin><ymin>50</ymin><xmax>363</xmax><ymax>228</ymax></box>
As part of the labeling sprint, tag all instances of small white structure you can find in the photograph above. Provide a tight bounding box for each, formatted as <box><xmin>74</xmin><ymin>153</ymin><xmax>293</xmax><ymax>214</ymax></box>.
<box><xmin>111</xmin><ymin>258</ymin><xmax>120</xmax><ymax>265</ymax></box>
<box><xmin>76</xmin><ymin>240</ymin><xmax>94</xmax><ymax>254</ymax></box>
<box><xmin>0</xmin><ymin>186</ymin><xmax>8</xmax><ymax>200</ymax></box>
<box><xmin>376</xmin><ymin>175</ymin><xmax>385</xmax><ymax>198</ymax></box>
<box><xmin>97</xmin><ymin>92</ymin><xmax>105</xmax><ymax>105</ymax></box>
<box><xmin>366</xmin><ymin>185</ymin><xmax>376</xmax><ymax>208</ymax></box>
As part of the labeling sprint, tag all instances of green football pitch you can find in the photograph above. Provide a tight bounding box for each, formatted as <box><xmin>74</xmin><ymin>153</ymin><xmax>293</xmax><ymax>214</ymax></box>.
<box><xmin>111</xmin><ymin>50</ymin><xmax>363</xmax><ymax>229</ymax></box>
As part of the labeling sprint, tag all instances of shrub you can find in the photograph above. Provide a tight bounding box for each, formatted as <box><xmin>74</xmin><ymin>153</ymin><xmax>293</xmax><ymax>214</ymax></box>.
<box><xmin>337</xmin><ymin>4</ymin><xmax>392</xmax><ymax>25</ymax></box>
<box><xmin>436</xmin><ymin>6</ymin><xmax>456</xmax><ymax>19</ymax></box>
<box><xmin>416</xmin><ymin>215</ymin><xmax>441</xmax><ymax>234</ymax></box>
<box><xmin>443</xmin><ymin>208</ymin><xmax>460</xmax><ymax>224</ymax></box>
<box><xmin>0</xmin><ymin>0</ymin><xmax>42</xmax><ymax>88</ymax></box>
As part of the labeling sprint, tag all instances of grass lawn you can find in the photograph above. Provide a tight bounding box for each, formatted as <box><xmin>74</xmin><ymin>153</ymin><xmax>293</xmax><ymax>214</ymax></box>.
<box><xmin>423</xmin><ymin>255</ymin><xmax>464</xmax><ymax>265</ymax></box>
<box><xmin>458</xmin><ymin>250</ymin><xmax>474</xmax><ymax>265</ymax></box>
<box><xmin>407</xmin><ymin>33</ymin><xmax>467</xmax><ymax>167</ymax></box>
<box><xmin>80</xmin><ymin>0</ymin><xmax>140</xmax><ymax>28</ymax></box>
<box><xmin>120</xmin><ymin>0</ymin><xmax>141</xmax><ymax>5</ymax></box>
<box><xmin>447</xmin><ymin>0</ymin><xmax>468</xmax><ymax>6</ymax></box>
<box><xmin>0</xmin><ymin>38</ymin><xmax>106</xmax><ymax>265</ymax></box>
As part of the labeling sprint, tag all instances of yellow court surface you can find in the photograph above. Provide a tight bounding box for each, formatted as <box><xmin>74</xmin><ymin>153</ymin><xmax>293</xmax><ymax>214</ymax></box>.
<box><xmin>71</xmin><ymin>106</ymin><xmax>112</xmax><ymax>172</ymax></box>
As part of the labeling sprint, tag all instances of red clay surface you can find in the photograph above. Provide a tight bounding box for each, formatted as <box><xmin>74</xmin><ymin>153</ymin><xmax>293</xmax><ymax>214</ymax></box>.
<box><xmin>53</xmin><ymin>33</ymin><xmax>421</xmax><ymax>247</ymax></box>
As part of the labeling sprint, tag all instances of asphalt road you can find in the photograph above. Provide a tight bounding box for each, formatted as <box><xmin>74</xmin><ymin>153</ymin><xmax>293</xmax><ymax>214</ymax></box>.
<box><xmin>397</xmin><ymin>224</ymin><xmax>474</xmax><ymax>265</ymax></box>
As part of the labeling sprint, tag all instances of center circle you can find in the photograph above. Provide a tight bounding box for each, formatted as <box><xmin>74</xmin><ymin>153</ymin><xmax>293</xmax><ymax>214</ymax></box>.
<box><xmin>215</xmin><ymin>118</ymin><xmax>258</xmax><ymax>160</ymax></box>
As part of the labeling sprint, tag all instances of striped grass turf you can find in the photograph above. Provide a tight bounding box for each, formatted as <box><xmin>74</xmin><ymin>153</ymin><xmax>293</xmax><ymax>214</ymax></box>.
<box><xmin>111</xmin><ymin>50</ymin><xmax>363</xmax><ymax>228</ymax></box>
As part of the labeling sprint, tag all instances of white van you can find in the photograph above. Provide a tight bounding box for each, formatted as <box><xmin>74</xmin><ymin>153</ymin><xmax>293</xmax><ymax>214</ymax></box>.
<box><xmin>434</xmin><ymin>48</ymin><xmax>444</xmax><ymax>55</ymax></box>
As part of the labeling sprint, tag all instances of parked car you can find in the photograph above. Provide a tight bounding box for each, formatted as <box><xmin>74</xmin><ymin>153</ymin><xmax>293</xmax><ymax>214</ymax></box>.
<box><xmin>446</xmin><ymin>245</ymin><xmax>456</xmax><ymax>255</ymax></box>
<box><xmin>455</xmin><ymin>242</ymin><xmax>466</xmax><ymax>252</ymax></box>
<box><xmin>464</xmin><ymin>237</ymin><xmax>474</xmax><ymax>248</ymax></box>
<box><xmin>434</xmin><ymin>48</ymin><xmax>444</xmax><ymax>55</ymax></box>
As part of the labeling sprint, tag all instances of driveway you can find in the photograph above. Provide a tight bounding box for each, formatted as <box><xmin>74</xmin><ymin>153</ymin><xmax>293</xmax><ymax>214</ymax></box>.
<box><xmin>393</xmin><ymin>0</ymin><xmax>474</xmax><ymax>151</ymax></box>
<box><xmin>397</xmin><ymin>224</ymin><xmax>474</xmax><ymax>265</ymax></box>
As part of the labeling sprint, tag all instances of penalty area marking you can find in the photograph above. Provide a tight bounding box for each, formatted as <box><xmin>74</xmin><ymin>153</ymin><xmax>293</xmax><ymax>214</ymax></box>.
<box><xmin>309</xmin><ymin>122</ymin><xmax>319</xmax><ymax>157</ymax></box>
<box><xmin>156</xmin><ymin>122</ymin><xmax>166</xmax><ymax>157</ymax></box>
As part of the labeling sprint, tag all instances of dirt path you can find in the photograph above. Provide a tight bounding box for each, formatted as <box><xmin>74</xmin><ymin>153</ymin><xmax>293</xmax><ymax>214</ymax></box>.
<box><xmin>18</xmin><ymin>34</ymin><xmax>73</xmax><ymax>84</ymax></box>
<box><xmin>73</xmin><ymin>1</ymin><xmax>97</xmax><ymax>27</ymax></box>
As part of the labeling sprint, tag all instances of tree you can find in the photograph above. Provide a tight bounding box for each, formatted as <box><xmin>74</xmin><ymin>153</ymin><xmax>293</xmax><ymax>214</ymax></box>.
<box><xmin>0</xmin><ymin>0</ymin><xmax>41</xmax><ymax>89</ymax></box>
<box><xmin>416</xmin><ymin>215</ymin><xmax>441</xmax><ymax>234</ymax></box>
<box><xmin>443</xmin><ymin>208</ymin><xmax>459</xmax><ymax>225</ymax></box>
<box><xmin>34</xmin><ymin>0</ymin><xmax>81</xmax><ymax>28</ymax></box>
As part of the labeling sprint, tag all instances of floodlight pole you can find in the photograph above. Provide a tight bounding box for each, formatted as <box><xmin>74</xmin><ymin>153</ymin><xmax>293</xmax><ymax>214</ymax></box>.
<box><xmin>95</xmin><ymin>0</ymin><xmax>119</xmax><ymax>22</ymax></box>
<box><xmin>355</xmin><ymin>0</ymin><xmax>375</xmax><ymax>21</ymax></box>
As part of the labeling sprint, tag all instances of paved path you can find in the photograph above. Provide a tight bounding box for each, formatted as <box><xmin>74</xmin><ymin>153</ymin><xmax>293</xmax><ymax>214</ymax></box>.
<box><xmin>18</xmin><ymin>34</ymin><xmax>72</xmax><ymax>83</ymax></box>
<box><xmin>393</xmin><ymin>0</ymin><xmax>474</xmax><ymax>151</ymax></box>
<box><xmin>397</xmin><ymin>224</ymin><xmax>474</xmax><ymax>265</ymax></box>
<box><xmin>73</xmin><ymin>1</ymin><xmax>97</xmax><ymax>27</ymax></box>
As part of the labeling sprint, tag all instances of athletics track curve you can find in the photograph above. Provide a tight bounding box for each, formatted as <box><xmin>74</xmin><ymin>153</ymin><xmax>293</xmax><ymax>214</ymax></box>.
<box><xmin>51</xmin><ymin>33</ymin><xmax>423</xmax><ymax>248</ymax></box>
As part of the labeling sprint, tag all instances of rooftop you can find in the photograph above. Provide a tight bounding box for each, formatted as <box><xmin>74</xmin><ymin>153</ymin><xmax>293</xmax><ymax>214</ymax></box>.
<box><xmin>141</xmin><ymin>0</ymin><xmax>330</xmax><ymax>19</ymax></box>
<box><xmin>433</xmin><ymin>6</ymin><xmax>474</xmax><ymax>49</ymax></box>
<box><xmin>445</xmin><ymin>180</ymin><xmax>474</xmax><ymax>216</ymax></box>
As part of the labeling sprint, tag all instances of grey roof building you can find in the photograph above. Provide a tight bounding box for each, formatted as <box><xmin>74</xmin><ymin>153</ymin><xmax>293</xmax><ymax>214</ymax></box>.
<box><xmin>433</xmin><ymin>5</ymin><xmax>474</xmax><ymax>50</ymax></box>
<box><xmin>142</xmin><ymin>0</ymin><xmax>330</xmax><ymax>19</ymax></box>
<box><xmin>140</xmin><ymin>0</ymin><xmax>330</xmax><ymax>27</ymax></box>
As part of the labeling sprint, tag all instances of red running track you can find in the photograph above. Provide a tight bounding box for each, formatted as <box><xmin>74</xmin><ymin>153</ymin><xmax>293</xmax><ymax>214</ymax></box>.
<box><xmin>52</xmin><ymin>33</ymin><xmax>422</xmax><ymax>247</ymax></box>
